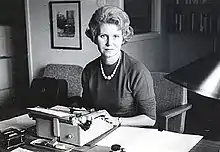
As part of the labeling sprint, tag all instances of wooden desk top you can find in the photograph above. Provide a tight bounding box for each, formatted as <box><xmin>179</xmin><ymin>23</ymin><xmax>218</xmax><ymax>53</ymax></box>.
<box><xmin>0</xmin><ymin>112</ymin><xmax>219</xmax><ymax>152</ymax></box>
<box><xmin>190</xmin><ymin>139</ymin><xmax>220</xmax><ymax>152</ymax></box>
<box><xmin>14</xmin><ymin>139</ymin><xmax>220</xmax><ymax>152</ymax></box>
<box><xmin>16</xmin><ymin>136</ymin><xmax>220</xmax><ymax>152</ymax></box>
<box><xmin>0</xmin><ymin>135</ymin><xmax>220</xmax><ymax>152</ymax></box>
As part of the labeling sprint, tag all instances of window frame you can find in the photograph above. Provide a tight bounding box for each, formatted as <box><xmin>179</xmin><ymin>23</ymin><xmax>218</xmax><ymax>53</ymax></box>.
<box><xmin>120</xmin><ymin>0</ymin><xmax>161</xmax><ymax>42</ymax></box>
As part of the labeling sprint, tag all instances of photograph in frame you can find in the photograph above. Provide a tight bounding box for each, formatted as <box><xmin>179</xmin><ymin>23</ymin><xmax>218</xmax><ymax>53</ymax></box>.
<box><xmin>49</xmin><ymin>1</ymin><xmax>82</xmax><ymax>50</ymax></box>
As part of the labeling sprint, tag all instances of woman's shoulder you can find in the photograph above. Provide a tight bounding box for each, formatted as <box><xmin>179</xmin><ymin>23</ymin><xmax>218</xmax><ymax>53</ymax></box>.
<box><xmin>84</xmin><ymin>57</ymin><xmax>100</xmax><ymax>70</ymax></box>
<box><xmin>122</xmin><ymin>51</ymin><xmax>150</xmax><ymax>74</ymax></box>
<box><xmin>83</xmin><ymin>57</ymin><xmax>100</xmax><ymax>77</ymax></box>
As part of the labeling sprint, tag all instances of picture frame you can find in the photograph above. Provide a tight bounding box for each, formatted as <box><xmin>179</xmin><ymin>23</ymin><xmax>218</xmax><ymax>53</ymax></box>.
<box><xmin>49</xmin><ymin>1</ymin><xmax>82</xmax><ymax>50</ymax></box>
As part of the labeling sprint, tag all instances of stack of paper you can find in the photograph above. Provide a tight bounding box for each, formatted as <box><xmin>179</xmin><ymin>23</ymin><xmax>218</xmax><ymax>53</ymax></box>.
<box><xmin>0</xmin><ymin>114</ymin><xmax>35</xmax><ymax>130</ymax></box>
<box><xmin>96</xmin><ymin>126</ymin><xmax>203</xmax><ymax>152</ymax></box>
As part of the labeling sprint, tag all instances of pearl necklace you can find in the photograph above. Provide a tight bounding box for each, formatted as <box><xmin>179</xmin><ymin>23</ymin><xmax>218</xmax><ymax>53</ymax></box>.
<box><xmin>100</xmin><ymin>56</ymin><xmax>121</xmax><ymax>80</ymax></box>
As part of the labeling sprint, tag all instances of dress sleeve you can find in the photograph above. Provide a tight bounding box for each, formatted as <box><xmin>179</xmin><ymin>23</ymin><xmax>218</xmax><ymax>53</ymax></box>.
<box><xmin>130</xmin><ymin>64</ymin><xmax>156</xmax><ymax>120</ymax></box>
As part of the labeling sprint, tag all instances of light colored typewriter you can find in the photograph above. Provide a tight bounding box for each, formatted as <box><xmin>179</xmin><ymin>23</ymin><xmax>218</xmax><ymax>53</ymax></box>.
<box><xmin>27</xmin><ymin>106</ymin><xmax>116</xmax><ymax>151</ymax></box>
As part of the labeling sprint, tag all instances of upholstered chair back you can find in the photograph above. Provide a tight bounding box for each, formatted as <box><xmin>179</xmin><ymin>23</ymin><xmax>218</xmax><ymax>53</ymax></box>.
<box><xmin>151</xmin><ymin>72</ymin><xmax>188</xmax><ymax>133</ymax></box>
<box><xmin>43</xmin><ymin>64</ymin><xmax>83</xmax><ymax>98</ymax></box>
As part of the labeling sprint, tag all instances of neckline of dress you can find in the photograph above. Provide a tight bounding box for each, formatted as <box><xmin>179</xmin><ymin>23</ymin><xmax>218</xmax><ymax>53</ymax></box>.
<box><xmin>100</xmin><ymin>55</ymin><xmax>121</xmax><ymax>80</ymax></box>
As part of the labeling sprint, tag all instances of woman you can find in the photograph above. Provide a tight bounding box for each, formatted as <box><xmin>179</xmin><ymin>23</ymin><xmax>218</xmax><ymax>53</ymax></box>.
<box><xmin>82</xmin><ymin>5</ymin><xmax>156</xmax><ymax>127</ymax></box>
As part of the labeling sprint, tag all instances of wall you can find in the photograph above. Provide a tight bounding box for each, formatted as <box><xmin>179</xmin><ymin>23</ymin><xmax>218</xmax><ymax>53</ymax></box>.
<box><xmin>26</xmin><ymin>0</ymin><xmax>168</xmax><ymax>82</ymax></box>
<box><xmin>154</xmin><ymin>0</ymin><xmax>216</xmax><ymax>72</ymax></box>
<box><xmin>122</xmin><ymin>37</ymin><xmax>165</xmax><ymax>72</ymax></box>
<box><xmin>169</xmin><ymin>34</ymin><xmax>215</xmax><ymax>71</ymax></box>
<box><xmin>164</xmin><ymin>0</ymin><xmax>216</xmax><ymax>72</ymax></box>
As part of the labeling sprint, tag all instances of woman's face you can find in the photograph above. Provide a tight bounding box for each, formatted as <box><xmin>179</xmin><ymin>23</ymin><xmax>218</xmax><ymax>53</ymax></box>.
<box><xmin>97</xmin><ymin>23</ymin><xmax>123</xmax><ymax>59</ymax></box>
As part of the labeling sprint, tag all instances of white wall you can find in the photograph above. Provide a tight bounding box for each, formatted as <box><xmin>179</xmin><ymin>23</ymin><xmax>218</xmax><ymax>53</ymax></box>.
<box><xmin>26</xmin><ymin>0</ymin><xmax>99</xmax><ymax>80</ymax></box>
<box><xmin>25</xmin><ymin>0</ymin><xmax>168</xmax><ymax>82</ymax></box>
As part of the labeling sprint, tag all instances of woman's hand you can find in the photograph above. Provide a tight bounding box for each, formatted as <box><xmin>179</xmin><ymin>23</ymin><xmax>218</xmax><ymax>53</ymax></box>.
<box><xmin>98</xmin><ymin>110</ymin><xmax>156</xmax><ymax>127</ymax></box>
<box><xmin>99</xmin><ymin>110</ymin><xmax>121</xmax><ymax>126</ymax></box>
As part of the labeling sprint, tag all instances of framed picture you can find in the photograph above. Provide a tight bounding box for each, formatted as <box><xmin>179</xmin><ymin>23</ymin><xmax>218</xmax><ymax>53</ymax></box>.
<box><xmin>49</xmin><ymin>1</ymin><xmax>82</xmax><ymax>50</ymax></box>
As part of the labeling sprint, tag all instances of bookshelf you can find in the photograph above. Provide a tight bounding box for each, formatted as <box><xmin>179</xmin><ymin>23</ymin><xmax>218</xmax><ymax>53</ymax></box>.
<box><xmin>167</xmin><ymin>0</ymin><xmax>220</xmax><ymax>34</ymax></box>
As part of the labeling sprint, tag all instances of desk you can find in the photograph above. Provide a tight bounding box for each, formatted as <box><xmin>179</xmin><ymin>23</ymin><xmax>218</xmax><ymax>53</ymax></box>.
<box><xmin>10</xmin><ymin>130</ymin><xmax>216</xmax><ymax>152</ymax></box>
<box><xmin>5</xmin><ymin>139</ymin><xmax>220</xmax><ymax>152</ymax></box>
<box><xmin>190</xmin><ymin>139</ymin><xmax>220</xmax><ymax>152</ymax></box>
<box><xmin>0</xmin><ymin>113</ymin><xmax>218</xmax><ymax>152</ymax></box>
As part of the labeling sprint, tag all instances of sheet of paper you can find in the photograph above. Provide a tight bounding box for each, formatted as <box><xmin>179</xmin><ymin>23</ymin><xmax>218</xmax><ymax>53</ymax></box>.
<box><xmin>11</xmin><ymin>147</ymin><xmax>34</xmax><ymax>152</ymax></box>
<box><xmin>96</xmin><ymin>126</ymin><xmax>203</xmax><ymax>152</ymax></box>
<box><xmin>27</xmin><ymin>107</ymin><xmax>72</xmax><ymax>118</ymax></box>
<box><xmin>0</xmin><ymin>114</ymin><xmax>35</xmax><ymax>130</ymax></box>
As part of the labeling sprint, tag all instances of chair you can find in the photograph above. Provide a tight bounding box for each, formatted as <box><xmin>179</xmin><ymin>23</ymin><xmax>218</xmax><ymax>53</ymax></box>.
<box><xmin>42</xmin><ymin>64</ymin><xmax>83</xmax><ymax>106</ymax></box>
<box><xmin>151</xmin><ymin>72</ymin><xmax>192</xmax><ymax>133</ymax></box>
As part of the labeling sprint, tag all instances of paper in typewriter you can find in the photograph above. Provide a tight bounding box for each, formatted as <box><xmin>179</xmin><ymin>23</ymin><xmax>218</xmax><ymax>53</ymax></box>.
<box><xmin>96</xmin><ymin>126</ymin><xmax>203</xmax><ymax>152</ymax></box>
<box><xmin>27</xmin><ymin>107</ymin><xmax>72</xmax><ymax>118</ymax></box>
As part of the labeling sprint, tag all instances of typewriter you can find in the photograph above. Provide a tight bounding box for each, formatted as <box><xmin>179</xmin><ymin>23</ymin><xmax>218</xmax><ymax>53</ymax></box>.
<box><xmin>27</xmin><ymin>106</ymin><xmax>116</xmax><ymax>151</ymax></box>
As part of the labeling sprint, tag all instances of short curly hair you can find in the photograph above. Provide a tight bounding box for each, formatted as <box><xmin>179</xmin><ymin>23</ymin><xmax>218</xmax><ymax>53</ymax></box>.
<box><xmin>85</xmin><ymin>5</ymin><xmax>133</xmax><ymax>45</ymax></box>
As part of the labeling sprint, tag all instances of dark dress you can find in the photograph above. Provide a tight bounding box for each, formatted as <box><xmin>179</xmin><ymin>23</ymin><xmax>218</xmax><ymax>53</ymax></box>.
<box><xmin>82</xmin><ymin>51</ymin><xmax>156</xmax><ymax>120</ymax></box>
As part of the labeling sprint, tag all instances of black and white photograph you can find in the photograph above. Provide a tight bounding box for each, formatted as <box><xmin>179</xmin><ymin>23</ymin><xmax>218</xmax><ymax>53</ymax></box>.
<box><xmin>1</xmin><ymin>0</ymin><xmax>220</xmax><ymax>151</ymax></box>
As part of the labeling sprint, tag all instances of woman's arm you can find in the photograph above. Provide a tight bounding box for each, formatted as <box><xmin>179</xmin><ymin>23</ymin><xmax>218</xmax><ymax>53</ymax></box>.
<box><xmin>129</xmin><ymin>63</ymin><xmax>157</xmax><ymax>126</ymax></box>
<box><xmin>102</xmin><ymin>110</ymin><xmax>156</xmax><ymax>127</ymax></box>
